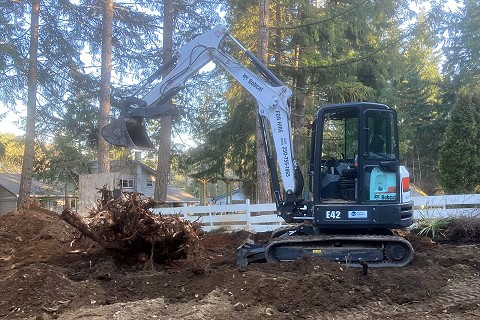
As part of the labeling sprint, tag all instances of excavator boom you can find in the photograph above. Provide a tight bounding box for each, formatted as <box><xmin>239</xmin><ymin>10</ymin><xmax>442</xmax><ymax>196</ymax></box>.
<box><xmin>101</xmin><ymin>25</ymin><xmax>298</xmax><ymax>200</ymax></box>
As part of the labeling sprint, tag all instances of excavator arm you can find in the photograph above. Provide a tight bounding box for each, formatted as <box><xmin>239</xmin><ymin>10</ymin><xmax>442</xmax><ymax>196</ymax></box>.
<box><xmin>101</xmin><ymin>25</ymin><xmax>304</xmax><ymax>213</ymax></box>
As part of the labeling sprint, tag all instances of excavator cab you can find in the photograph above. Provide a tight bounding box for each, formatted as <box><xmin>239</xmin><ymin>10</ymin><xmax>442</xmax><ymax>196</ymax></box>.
<box><xmin>253</xmin><ymin>103</ymin><xmax>414</xmax><ymax>268</ymax></box>
<box><xmin>309</xmin><ymin>102</ymin><xmax>413</xmax><ymax>230</ymax></box>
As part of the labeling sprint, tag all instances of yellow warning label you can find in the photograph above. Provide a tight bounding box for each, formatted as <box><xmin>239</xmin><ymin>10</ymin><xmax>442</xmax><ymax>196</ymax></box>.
<box><xmin>312</xmin><ymin>249</ymin><xmax>322</xmax><ymax>254</ymax></box>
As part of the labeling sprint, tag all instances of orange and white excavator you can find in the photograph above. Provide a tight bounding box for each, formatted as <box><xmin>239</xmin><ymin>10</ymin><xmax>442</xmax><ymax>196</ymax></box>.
<box><xmin>102</xmin><ymin>26</ymin><xmax>414</xmax><ymax>268</ymax></box>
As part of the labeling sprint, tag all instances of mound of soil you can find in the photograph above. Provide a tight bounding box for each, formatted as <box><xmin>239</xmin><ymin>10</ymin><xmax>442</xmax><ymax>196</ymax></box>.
<box><xmin>1</xmin><ymin>207</ymin><xmax>480</xmax><ymax>319</ymax></box>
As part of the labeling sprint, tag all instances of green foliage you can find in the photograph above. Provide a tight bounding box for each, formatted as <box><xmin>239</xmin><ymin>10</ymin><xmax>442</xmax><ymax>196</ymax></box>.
<box><xmin>417</xmin><ymin>216</ymin><xmax>451</xmax><ymax>238</ymax></box>
<box><xmin>436</xmin><ymin>1</ymin><xmax>480</xmax><ymax>193</ymax></box>
<box><xmin>417</xmin><ymin>214</ymin><xmax>480</xmax><ymax>242</ymax></box>
<box><xmin>184</xmin><ymin>89</ymin><xmax>257</xmax><ymax>179</ymax></box>
<box><xmin>439</xmin><ymin>84</ymin><xmax>480</xmax><ymax>193</ymax></box>
<box><xmin>0</xmin><ymin>0</ymin><xmax>226</xmax><ymax>190</ymax></box>
<box><xmin>0</xmin><ymin>133</ymin><xmax>24</xmax><ymax>173</ymax></box>
<box><xmin>34</xmin><ymin>135</ymin><xmax>92</xmax><ymax>188</ymax></box>
<box><xmin>0</xmin><ymin>1</ymin><xmax>29</xmax><ymax>106</ymax></box>
<box><xmin>323</xmin><ymin>81</ymin><xmax>375</xmax><ymax>103</ymax></box>
<box><xmin>442</xmin><ymin>0</ymin><xmax>480</xmax><ymax>87</ymax></box>
<box><xmin>190</xmin><ymin>0</ymin><xmax>449</xmax><ymax>196</ymax></box>
<box><xmin>388</xmin><ymin>11</ymin><xmax>446</xmax><ymax>193</ymax></box>
<box><xmin>179</xmin><ymin>0</ymin><xmax>259</xmax><ymax>197</ymax></box>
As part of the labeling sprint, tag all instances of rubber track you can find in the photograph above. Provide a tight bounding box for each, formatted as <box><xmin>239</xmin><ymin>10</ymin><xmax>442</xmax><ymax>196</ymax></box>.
<box><xmin>265</xmin><ymin>234</ymin><xmax>414</xmax><ymax>268</ymax></box>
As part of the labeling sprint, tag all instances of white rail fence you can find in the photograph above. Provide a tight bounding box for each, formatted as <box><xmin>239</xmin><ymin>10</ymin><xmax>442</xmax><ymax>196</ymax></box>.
<box><xmin>153</xmin><ymin>200</ymin><xmax>280</xmax><ymax>232</ymax></box>
<box><xmin>152</xmin><ymin>195</ymin><xmax>480</xmax><ymax>232</ymax></box>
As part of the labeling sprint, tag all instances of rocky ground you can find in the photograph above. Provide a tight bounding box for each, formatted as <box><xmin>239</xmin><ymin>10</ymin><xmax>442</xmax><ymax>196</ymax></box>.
<box><xmin>1</xmin><ymin>207</ymin><xmax>480</xmax><ymax>320</ymax></box>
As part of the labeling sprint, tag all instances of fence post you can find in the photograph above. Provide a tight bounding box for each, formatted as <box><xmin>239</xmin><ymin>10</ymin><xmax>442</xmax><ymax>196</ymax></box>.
<box><xmin>209</xmin><ymin>210</ymin><xmax>213</xmax><ymax>230</ymax></box>
<box><xmin>245</xmin><ymin>199</ymin><xmax>251</xmax><ymax>231</ymax></box>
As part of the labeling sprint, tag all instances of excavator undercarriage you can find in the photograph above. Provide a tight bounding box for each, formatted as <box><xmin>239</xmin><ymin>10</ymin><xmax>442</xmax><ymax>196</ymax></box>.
<box><xmin>237</xmin><ymin>226</ymin><xmax>414</xmax><ymax>268</ymax></box>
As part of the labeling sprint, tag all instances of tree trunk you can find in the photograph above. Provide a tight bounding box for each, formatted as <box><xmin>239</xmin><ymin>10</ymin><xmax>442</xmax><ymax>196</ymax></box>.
<box><xmin>292</xmin><ymin>73</ymin><xmax>307</xmax><ymax>169</ymax></box>
<box><xmin>155</xmin><ymin>117</ymin><xmax>172</xmax><ymax>201</ymax></box>
<box><xmin>256</xmin><ymin>0</ymin><xmax>272</xmax><ymax>204</ymax></box>
<box><xmin>17</xmin><ymin>0</ymin><xmax>40</xmax><ymax>206</ymax></box>
<box><xmin>290</xmin><ymin>3</ymin><xmax>308</xmax><ymax>189</ymax></box>
<box><xmin>274</xmin><ymin>0</ymin><xmax>282</xmax><ymax>66</ymax></box>
<box><xmin>97</xmin><ymin>0</ymin><xmax>114</xmax><ymax>174</ymax></box>
<box><xmin>61</xmin><ymin>209</ymin><xmax>107</xmax><ymax>246</ymax></box>
<box><xmin>154</xmin><ymin>0</ymin><xmax>174</xmax><ymax>202</ymax></box>
<box><xmin>292</xmin><ymin>43</ymin><xmax>307</xmax><ymax>164</ymax></box>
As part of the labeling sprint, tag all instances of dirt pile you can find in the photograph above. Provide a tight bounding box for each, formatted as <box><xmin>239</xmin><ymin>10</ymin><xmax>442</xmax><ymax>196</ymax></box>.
<box><xmin>1</xmin><ymin>207</ymin><xmax>480</xmax><ymax>319</ymax></box>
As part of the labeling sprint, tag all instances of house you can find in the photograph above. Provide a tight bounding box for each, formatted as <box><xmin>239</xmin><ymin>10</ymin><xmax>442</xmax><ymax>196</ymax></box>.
<box><xmin>0</xmin><ymin>173</ymin><xmax>73</xmax><ymax>215</ymax></box>
<box><xmin>213</xmin><ymin>188</ymin><xmax>247</xmax><ymax>205</ymax></box>
<box><xmin>78</xmin><ymin>152</ymin><xmax>199</xmax><ymax>215</ymax></box>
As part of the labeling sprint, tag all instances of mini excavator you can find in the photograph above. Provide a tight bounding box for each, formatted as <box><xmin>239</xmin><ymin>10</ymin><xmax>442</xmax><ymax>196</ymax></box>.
<box><xmin>101</xmin><ymin>26</ymin><xmax>414</xmax><ymax>268</ymax></box>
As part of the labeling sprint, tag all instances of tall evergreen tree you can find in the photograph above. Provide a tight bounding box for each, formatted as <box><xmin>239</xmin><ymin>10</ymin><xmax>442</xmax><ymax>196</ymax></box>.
<box><xmin>442</xmin><ymin>0</ymin><xmax>480</xmax><ymax>88</ymax></box>
<box><xmin>436</xmin><ymin>0</ymin><xmax>480</xmax><ymax>193</ymax></box>
<box><xmin>257</xmin><ymin>0</ymin><xmax>272</xmax><ymax>203</ymax></box>
<box><xmin>18</xmin><ymin>0</ymin><xmax>40</xmax><ymax>206</ymax></box>
<box><xmin>439</xmin><ymin>85</ymin><xmax>480</xmax><ymax>193</ymax></box>
<box><xmin>154</xmin><ymin>0</ymin><xmax>174</xmax><ymax>203</ymax></box>
<box><xmin>392</xmin><ymin>11</ymin><xmax>446</xmax><ymax>193</ymax></box>
<box><xmin>98</xmin><ymin>0</ymin><xmax>114</xmax><ymax>174</ymax></box>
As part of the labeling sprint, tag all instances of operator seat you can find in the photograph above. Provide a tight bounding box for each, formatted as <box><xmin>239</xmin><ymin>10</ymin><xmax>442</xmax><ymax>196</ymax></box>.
<box><xmin>369</xmin><ymin>134</ymin><xmax>385</xmax><ymax>153</ymax></box>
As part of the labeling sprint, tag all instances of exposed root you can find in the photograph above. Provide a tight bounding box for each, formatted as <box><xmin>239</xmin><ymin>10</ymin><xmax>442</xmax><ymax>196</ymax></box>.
<box><xmin>61</xmin><ymin>186</ymin><xmax>203</xmax><ymax>265</ymax></box>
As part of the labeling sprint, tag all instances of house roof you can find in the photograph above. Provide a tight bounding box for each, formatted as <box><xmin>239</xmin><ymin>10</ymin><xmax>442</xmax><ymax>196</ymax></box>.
<box><xmin>166</xmin><ymin>186</ymin><xmax>199</xmax><ymax>203</ymax></box>
<box><xmin>136</xmin><ymin>161</ymin><xmax>157</xmax><ymax>175</ymax></box>
<box><xmin>213</xmin><ymin>188</ymin><xmax>245</xmax><ymax>201</ymax></box>
<box><xmin>0</xmin><ymin>173</ymin><xmax>63</xmax><ymax>197</ymax></box>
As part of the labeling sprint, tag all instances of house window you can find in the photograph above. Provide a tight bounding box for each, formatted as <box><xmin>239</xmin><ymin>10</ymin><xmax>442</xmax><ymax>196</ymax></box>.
<box><xmin>121</xmin><ymin>178</ymin><xmax>135</xmax><ymax>189</ymax></box>
<box><xmin>146</xmin><ymin>179</ymin><xmax>154</xmax><ymax>188</ymax></box>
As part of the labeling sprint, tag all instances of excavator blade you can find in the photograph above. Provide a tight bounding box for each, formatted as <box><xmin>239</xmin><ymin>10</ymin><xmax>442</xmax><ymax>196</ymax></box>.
<box><xmin>101</xmin><ymin>117</ymin><xmax>155</xmax><ymax>150</ymax></box>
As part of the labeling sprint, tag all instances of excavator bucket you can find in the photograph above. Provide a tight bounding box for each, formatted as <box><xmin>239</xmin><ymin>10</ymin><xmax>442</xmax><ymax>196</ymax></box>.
<box><xmin>101</xmin><ymin>116</ymin><xmax>155</xmax><ymax>150</ymax></box>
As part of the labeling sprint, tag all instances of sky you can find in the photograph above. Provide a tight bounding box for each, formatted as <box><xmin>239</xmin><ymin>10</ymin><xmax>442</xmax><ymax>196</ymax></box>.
<box><xmin>0</xmin><ymin>105</ymin><xmax>25</xmax><ymax>135</ymax></box>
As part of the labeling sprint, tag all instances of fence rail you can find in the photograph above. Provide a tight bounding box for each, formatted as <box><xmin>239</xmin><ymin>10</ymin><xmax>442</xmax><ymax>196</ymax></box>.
<box><xmin>413</xmin><ymin>194</ymin><xmax>480</xmax><ymax>219</ymax></box>
<box><xmin>151</xmin><ymin>195</ymin><xmax>480</xmax><ymax>232</ymax></box>
<box><xmin>152</xmin><ymin>200</ymin><xmax>280</xmax><ymax>232</ymax></box>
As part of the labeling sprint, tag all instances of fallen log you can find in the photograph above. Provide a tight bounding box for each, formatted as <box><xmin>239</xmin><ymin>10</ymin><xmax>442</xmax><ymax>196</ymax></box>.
<box><xmin>61</xmin><ymin>187</ymin><xmax>202</xmax><ymax>264</ymax></box>
<box><xmin>61</xmin><ymin>209</ymin><xmax>107</xmax><ymax>246</ymax></box>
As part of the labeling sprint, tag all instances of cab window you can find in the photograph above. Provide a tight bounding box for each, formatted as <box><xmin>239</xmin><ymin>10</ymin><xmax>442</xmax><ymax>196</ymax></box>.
<box><xmin>364</xmin><ymin>111</ymin><xmax>397</xmax><ymax>160</ymax></box>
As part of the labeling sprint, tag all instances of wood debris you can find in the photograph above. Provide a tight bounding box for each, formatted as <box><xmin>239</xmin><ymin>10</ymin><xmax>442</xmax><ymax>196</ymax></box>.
<box><xmin>61</xmin><ymin>186</ymin><xmax>202</xmax><ymax>264</ymax></box>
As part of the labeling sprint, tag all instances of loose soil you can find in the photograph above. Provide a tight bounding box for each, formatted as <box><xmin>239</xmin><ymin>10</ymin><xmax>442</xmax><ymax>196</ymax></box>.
<box><xmin>1</xmin><ymin>207</ymin><xmax>480</xmax><ymax>319</ymax></box>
